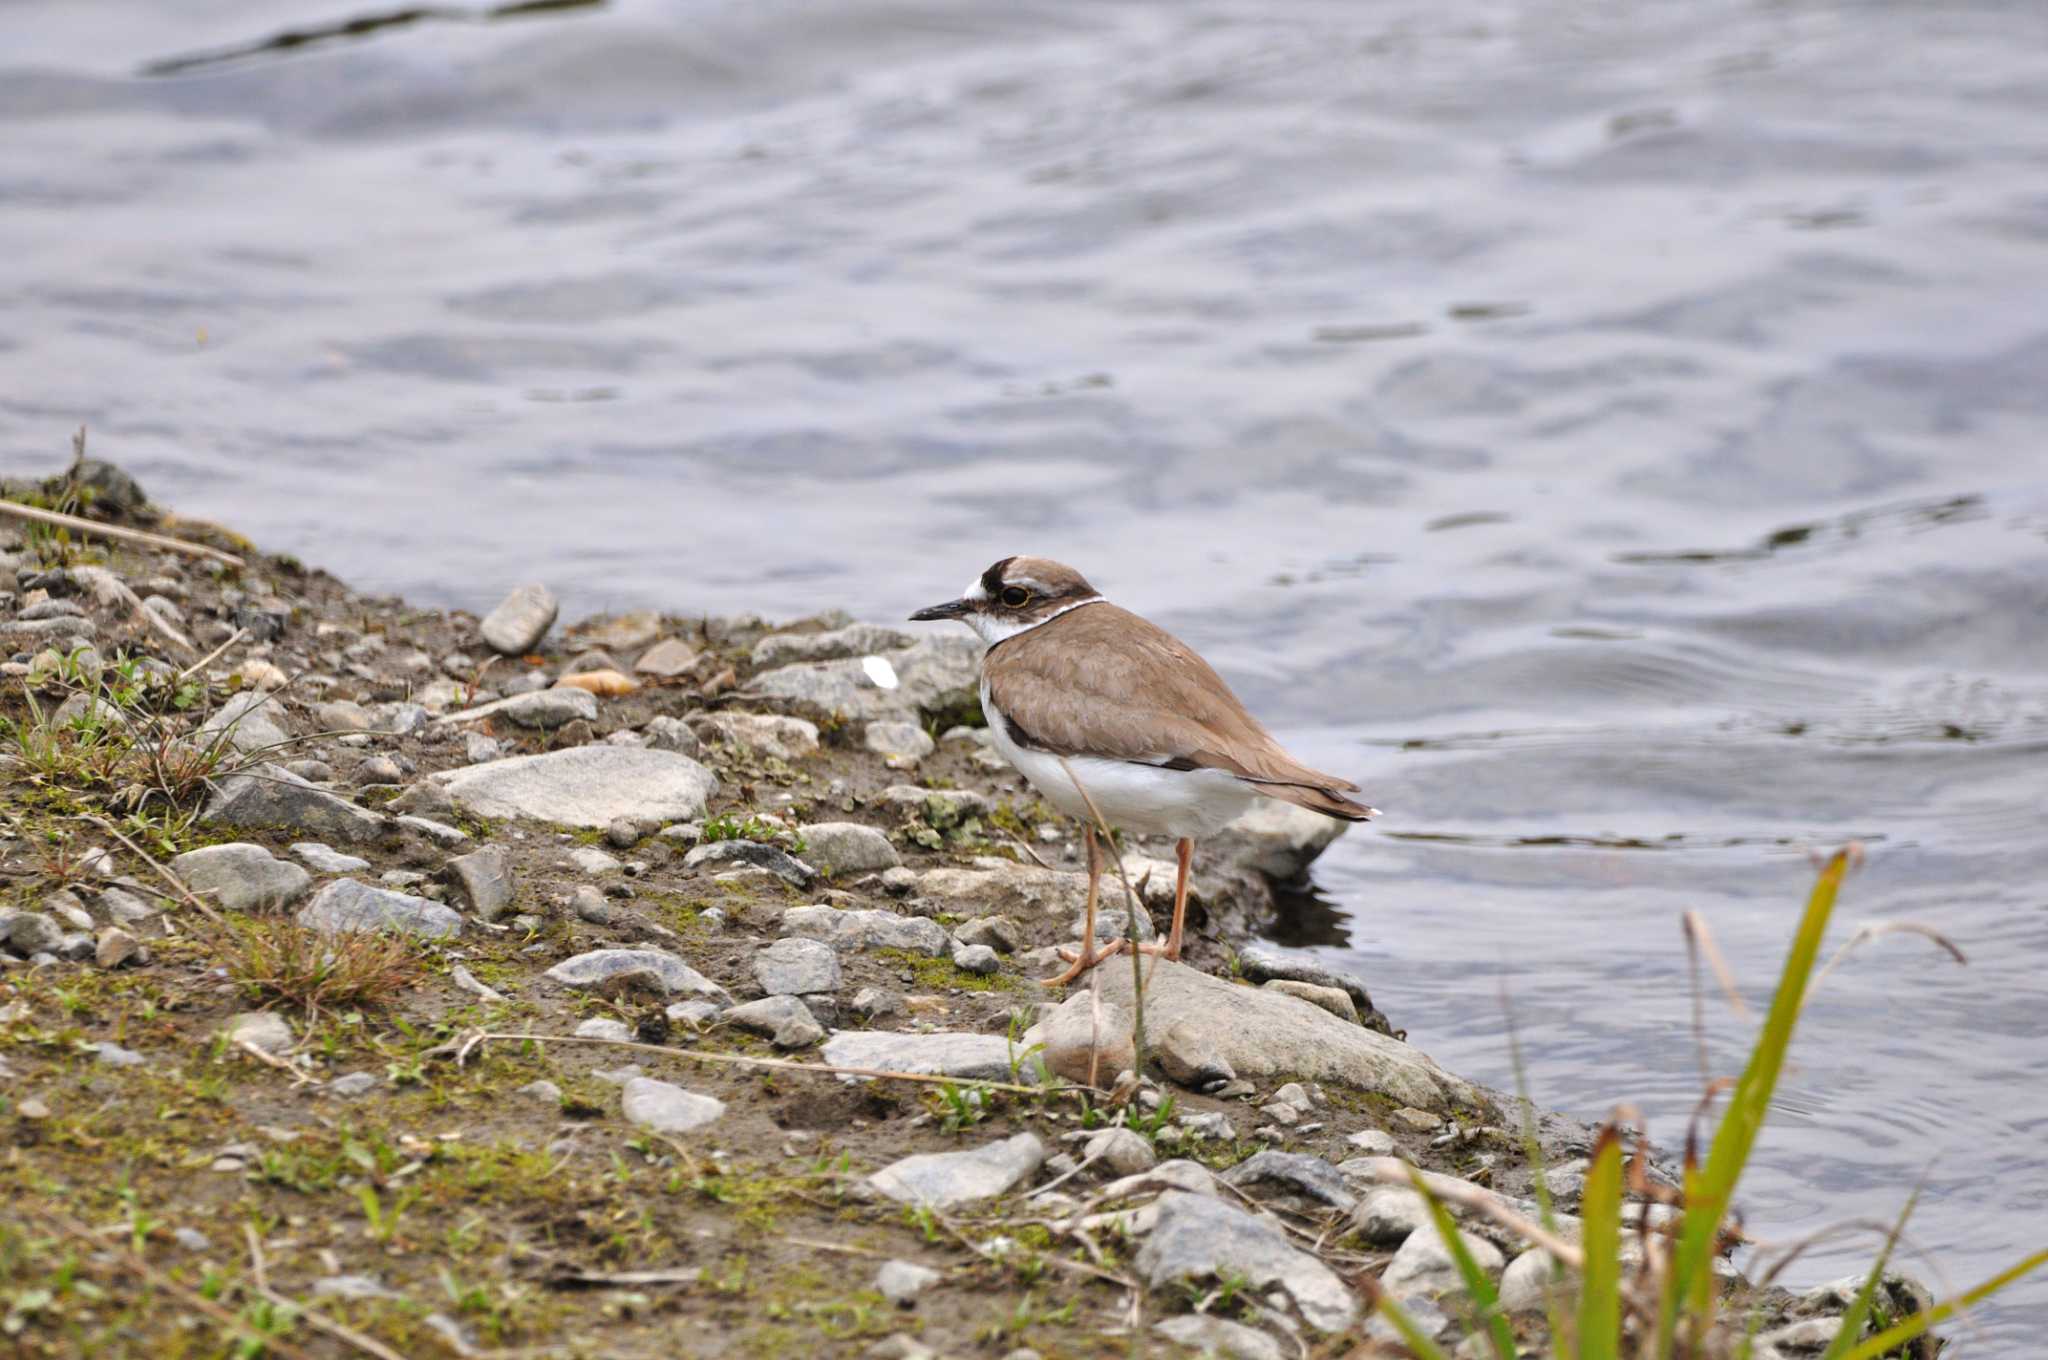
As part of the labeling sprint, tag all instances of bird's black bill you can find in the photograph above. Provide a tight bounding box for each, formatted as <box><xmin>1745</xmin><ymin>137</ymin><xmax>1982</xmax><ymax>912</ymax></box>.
<box><xmin>909</xmin><ymin>599</ymin><xmax>971</xmax><ymax>622</ymax></box>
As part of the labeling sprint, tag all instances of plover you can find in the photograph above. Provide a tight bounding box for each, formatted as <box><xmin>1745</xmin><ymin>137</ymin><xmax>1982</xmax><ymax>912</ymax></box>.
<box><xmin>911</xmin><ymin>555</ymin><xmax>1376</xmax><ymax>984</ymax></box>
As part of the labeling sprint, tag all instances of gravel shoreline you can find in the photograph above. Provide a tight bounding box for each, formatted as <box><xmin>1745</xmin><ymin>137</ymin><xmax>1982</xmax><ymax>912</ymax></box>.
<box><xmin>0</xmin><ymin>460</ymin><xmax>1920</xmax><ymax>1358</ymax></box>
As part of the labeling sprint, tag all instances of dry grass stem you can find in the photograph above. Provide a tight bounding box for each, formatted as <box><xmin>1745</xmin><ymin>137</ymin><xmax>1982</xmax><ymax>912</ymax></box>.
<box><xmin>0</xmin><ymin>497</ymin><xmax>245</xmax><ymax>567</ymax></box>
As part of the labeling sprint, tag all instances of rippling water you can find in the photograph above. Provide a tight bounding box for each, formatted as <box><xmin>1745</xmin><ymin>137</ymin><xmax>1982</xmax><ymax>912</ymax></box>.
<box><xmin>7</xmin><ymin>0</ymin><xmax>2048</xmax><ymax>1338</ymax></box>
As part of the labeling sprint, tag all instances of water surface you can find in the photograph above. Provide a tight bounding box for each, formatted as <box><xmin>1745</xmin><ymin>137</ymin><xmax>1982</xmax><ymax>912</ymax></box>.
<box><xmin>6</xmin><ymin>0</ymin><xmax>2048</xmax><ymax>1338</ymax></box>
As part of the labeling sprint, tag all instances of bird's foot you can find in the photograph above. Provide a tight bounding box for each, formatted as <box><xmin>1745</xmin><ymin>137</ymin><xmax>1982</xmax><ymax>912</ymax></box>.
<box><xmin>1038</xmin><ymin>938</ymin><xmax>1128</xmax><ymax>986</ymax></box>
<box><xmin>1131</xmin><ymin>940</ymin><xmax>1182</xmax><ymax>961</ymax></box>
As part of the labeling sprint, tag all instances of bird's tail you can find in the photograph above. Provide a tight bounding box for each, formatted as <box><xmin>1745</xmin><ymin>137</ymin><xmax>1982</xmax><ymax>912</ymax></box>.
<box><xmin>1255</xmin><ymin>781</ymin><xmax>1379</xmax><ymax>823</ymax></box>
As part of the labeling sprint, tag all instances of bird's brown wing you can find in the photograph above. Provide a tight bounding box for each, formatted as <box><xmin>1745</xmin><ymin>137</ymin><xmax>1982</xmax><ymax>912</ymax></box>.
<box><xmin>985</xmin><ymin>603</ymin><xmax>1375</xmax><ymax>820</ymax></box>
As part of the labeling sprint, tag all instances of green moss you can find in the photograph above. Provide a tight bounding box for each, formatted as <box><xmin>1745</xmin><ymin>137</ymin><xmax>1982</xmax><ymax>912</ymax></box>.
<box><xmin>876</xmin><ymin>948</ymin><xmax>1023</xmax><ymax>994</ymax></box>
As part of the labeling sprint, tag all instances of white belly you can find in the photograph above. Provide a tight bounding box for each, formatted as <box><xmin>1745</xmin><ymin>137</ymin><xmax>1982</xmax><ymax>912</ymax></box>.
<box><xmin>982</xmin><ymin>681</ymin><xmax>1258</xmax><ymax>839</ymax></box>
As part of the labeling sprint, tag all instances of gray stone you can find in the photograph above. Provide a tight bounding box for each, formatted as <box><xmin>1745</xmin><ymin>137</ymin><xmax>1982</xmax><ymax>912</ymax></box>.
<box><xmin>432</xmin><ymin>746</ymin><xmax>718</xmax><ymax>829</ymax></box>
<box><xmin>1039</xmin><ymin>959</ymin><xmax>1478</xmax><ymax>1111</ymax></box>
<box><xmin>781</xmin><ymin>905</ymin><xmax>949</xmax><ymax>956</ymax></box>
<box><xmin>396</xmin><ymin>814</ymin><xmax>468</xmax><ymax>847</ymax></box>
<box><xmin>633</xmin><ymin>638</ymin><xmax>699</xmax><ymax>677</ymax></box>
<box><xmin>285</xmin><ymin>759</ymin><xmax>334</xmax><ymax>782</ymax></box>
<box><xmin>5</xmin><ymin>911</ymin><xmax>63</xmax><ymax>956</ymax></box>
<box><xmin>464</xmin><ymin>732</ymin><xmax>504</xmax><ymax>764</ymax></box>
<box><xmin>875</xmin><ymin>1259</ymin><xmax>940</xmax><ymax>1308</ymax></box>
<box><xmin>95</xmin><ymin>926</ymin><xmax>142</xmax><ymax>968</ymax></box>
<box><xmin>666</xmin><ymin>999</ymin><xmax>724</xmax><ymax>1027</ymax></box>
<box><xmin>684</xmin><ymin>840</ymin><xmax>815</xmax><ymax>887</ymax></box>
<box><xmin>480</xmin><ymin>583</ymin><xmax>558</xmax><ymax>655</ymax></box>
<box><xmin>449</xmin><ymin>964</ymin><xmax>508</xmax><ymax>1004</ymax></box>
<box><xmin>798</xmin><ymin>822</ymin><xmax>901</xmax><ymax>874</ymax></box>
<box><xmin>314</xmin><ymin>700</ymin><xmax>373</xmax><ymax>732</ymax></box>
<box><xmin>1498</xmin><ymin>1248</ymin><xmax>1562</xmax><ymax>1313</ymax></box>
<box><xmin>518</xmin><ymin>1080</ymin><xmax>562</xmax><ymax>1104</ymax></box>
<box><xmin>297</xmin><ymin>879</ymin><xmax>461</xmax><ymax>938</ymax></box>
<box><xmin>327</xmin><ymin>1072</ymin><xmax>379</xmax><ymax>1098</ymax></box>
<box><xmin>864</xmin><ymin>721</ymin><xmax>935</xmax><ymax>762</ymax></box>
<box><xmin>1084</xmin><ymin>1127</ymin><xmax>1157</xmax><ymax>1176</ymax></box>
<box><xmin>0</xmin><ymin>615</ymin><xmax>95</xmax><ymax>644</ymax></box>
<box><xmin>357</xmin><ymin>755</ymin><xmax>404</xmax><ymax>785</ymax></box>
<box><xmin>868</xmin><ymin>1132</ymin><xmax>1045</xmax><ymax>1210</ymax></box>
<box><xmin>171</xmin><ymin>843</ymin><xmax>312</xmax><ymax>913</ymax></box>
<box><xmin>695</xmin><ymin>712</ymin><xmax>820</xmax><ymax>760</ymax></box>
<box><xmin>820</xmin><ymin>1031</ymin><xmax>1037</xmax><ymax>1082</ymax></box>
<box><xmin>438</xmin><ymin>687</ymin><xmax>597</xmax><ymax>731</ymax></box>
<box><xmin>96</xmin><ymin>887</ymin><xmax>157</xmax><ymax>925</ymax></box>
<box><xmin>1362</xmin><ymin>1295</ymin><xmax>1450</xmax><ymax>1350</ymax></box>
<box><xmin>751</xmin><ymin>624</ymin><xmax>917</xmax><ymax>669</ymax></box>
<box><xmin>1350</xmin><ymin>1187</ymin><xmax>1430</xmax><ymax>1246</ymax></box>
<box><xmin>1345</xmin><ymin>1129</ymin><xmax>1396</xmax><ymax>1156</ymax></box>
<box><xmin>196</xmin><ymin>690</ymin><xmax>293</xmax><ymax>756</ymax></box>
<box><xmin>952</xmin><ymin>916</ymin><xmax>1021</xmax><ymax>953</ymax></box>
<box><xmin>204</xmin><ymin>763</ymin><xmax>387</xmax><ymax>844</ymax></box>
<box><xmin>620</xmin><ymin>1076</ymin><xmax>723</xmax><ymax>1135</ymax></box>
<box><xmin>292</xmin><ymin>842</ymin><xmax>370</xmax><ymax>874</ymax></box>
<box><xmin>544</xmin><ymin>948</ymin><xmax>729</xmax><ymax>1002</ymax></box>
<box><xmin>370</xmin><ymin>702</ymin><xmax>430</xmax><ymax>736</ymax></box>
<box><xmin>951</xmin><ymin>942</ymin><xmax>1000</xmax><ymax>975</ymax></box>
<box><xmin>1234</xmin><ymin>944</ymin><xmax>1378</xmax><ymax>1025</ymax></box>
<box><xmin>1380</xmin><ymin>1223</ymin><xmax>1503</xmax><ymax>1297</ymax></box>
<box><xmin>724</xmin><ymin>995</ymin><xmax>824</xmax><ymax>1048</ymax></box>
<box><xmin>93</xmin><ymin>1041</ymin><xmax>147</xmax><ymax>1067</ymax></box>
<box><xmin>44</xmin><ymin>891</ymin><xmax>93</xmax><ymax>932</ymax></box>
<box><xmin>642</xmin><ymin>716</ymin><xmax>699</xmax><ymax>755</ymax></box>
<box><xmin>605</xmin><ymin>817</ymin><xmax>642</xmax><ymax>849</ymax></box>
<box><xmin>223</xmin><ymin>1011</ymin><xmax>294</xmax><ymax>1055</ymax></box>
<box><xmin>55</xmin><ymin>931</ymin><xmax>95</xmax><ymax>961</ymax></box>
<box><xmin>1024</xmin><ymin>997</ymin><xmax>1136</xmax><ymax>1086</ymax></box>
<box><xmin>1152</xmin><ymin>1315</ymin><xmax>1287</xmax><ymax>1360</ymax></box>
<box><xmin>445</xmin><ymin>844</ymin><xmax>515</xmax><ymax>921</ymax></box>
<box><xmin>572</xmin><ymin>885</ymin><xmax>615</xmax><ymax>925</ymax></box>
<box><xmin>568</xmin><ymin>845</ymin><xmax>622</xmax><ymax>875</ymax></box>
<box><xmin>172</xmin><ymin>1227</ymin><xmax>211</xmax><ymax>1252</ymax></box>
<box><xmin>748</xmin><ymin>635</ymin><xmax>981</xmax><ymax>722</ymax></box>
<box><xmin>1223</xmin><ymin>1150</ymin><xmax>1357</xmax><ymax>1212</ymax></box>
<box><xmin>1136</xmin><ymin>1191</ymin><xmax>1356</xmax><ymax>1333</ymax></box>
<box><xmin>575</xmin><ymin>1017</ymin><xmax>633</xmax><ymax>1042</ymax></box>
<box><xmin>1261</xmin><ymin>980</ymin><xmax>1358</xmax><ymax>1025</ymax></box>
<box><xmin>754</xmin><ymin>937</ymin><xmax>842</xmax><ymax>996</ymax></box>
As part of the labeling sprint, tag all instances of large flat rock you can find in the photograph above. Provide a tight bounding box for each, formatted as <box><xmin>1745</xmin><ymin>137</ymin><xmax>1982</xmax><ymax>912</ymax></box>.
<box><xmin>297</xmin><ymin>879</ymin><xmax>461</xmax><ymax>938</ymax></box>
<box><xmin>1037</xmin><ymin>959</ymin><xmax>1483</xmax><ymax>1112</ymax></box>
<box><xmin>430</xmin><ymin>746</ymin><xmax>718</xmax><ymax>829</ymax></box>
<box><xmin>868</xmin><ymin>1132</ymin><xmax>1044</xmax><ymax>1210</ymax></box>
<box><xmin>205</xmin><ymin>763</ymin><xmax>386</xmax><ymax>844</ymax></box>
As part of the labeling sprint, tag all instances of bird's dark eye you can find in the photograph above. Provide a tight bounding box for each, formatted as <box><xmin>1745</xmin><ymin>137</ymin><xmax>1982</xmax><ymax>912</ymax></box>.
<box><xmin>1000</xmin><ymin>586</ymin><xmax>1030</xmax><ymax>607</ymax></box>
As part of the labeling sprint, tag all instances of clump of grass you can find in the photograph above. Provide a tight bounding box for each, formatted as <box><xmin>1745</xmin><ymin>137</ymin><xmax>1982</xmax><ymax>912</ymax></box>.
<box><xmin>1370</xmin><ymin>848</ymin><xmax>2048</xmax><ymax>1360</ymax></box>
<box><xmin>223</xmin><ymin>920</ymin><xmax>423</xmax><ymax>1015</ymax></box>
<box><xmin>702</xmin><ymin>812</ymin><xmax>807</xmax><ymax>855</ymax></box>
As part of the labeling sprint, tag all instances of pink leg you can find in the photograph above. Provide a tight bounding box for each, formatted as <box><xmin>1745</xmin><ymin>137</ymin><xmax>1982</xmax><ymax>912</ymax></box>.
<box><xmin>1040</xmin><ymin>825</ymin><xmax>1126</xmax><ymax>985</ymax></box>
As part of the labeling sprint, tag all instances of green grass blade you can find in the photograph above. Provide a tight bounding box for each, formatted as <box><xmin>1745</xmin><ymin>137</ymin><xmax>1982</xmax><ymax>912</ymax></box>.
<box><xmin>1577</xmin><ymin>1126</ymin><xmax>1624</xmax><ymax>1360</ymax></box>
<box><xmin>1660</xmin><ymin>849</ymin><xmax>1849</xmax><ymax>1354</ymax></box>
<box><xmin>1370</xmin><ymin>1289</ymin><xmax>1457</xmax><ymax>1360</ymax></box>
<box><xmin>1407</xmin><ymin>1165</ymin><xmax>1519</xmax><ymax>1360</ymax></box>
<box><xmin>1818</xmin><ymin>1186</ymin><xmax>1919</xmax><ymax>1360</ymax></box>
<box><xmin>1838</xmin><ymin>1249</ymin><xmax>2048</xmax><ymax>1360</ymax></box>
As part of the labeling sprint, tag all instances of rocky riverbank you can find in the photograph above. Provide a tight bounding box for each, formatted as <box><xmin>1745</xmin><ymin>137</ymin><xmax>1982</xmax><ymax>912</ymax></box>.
<box><xmin>0</xmin><ymin>460</ymin><xmax>1916</xmax><ymax>1358</ymax></box>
